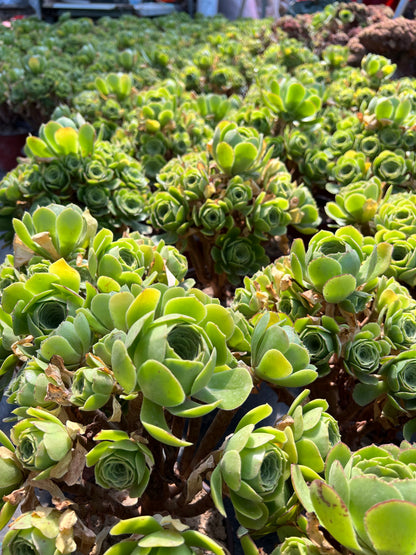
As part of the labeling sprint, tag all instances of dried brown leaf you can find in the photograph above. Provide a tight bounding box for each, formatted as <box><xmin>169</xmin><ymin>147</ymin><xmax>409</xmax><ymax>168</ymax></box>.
<box><xmin>27</xmin><ymin>478</ymin><xmax>66</xmax><ymax>500</ymax></box>
<box><xmin>11</xmin><ymin>336</ymin><xmax>34</xmax><ymax>360</ymax></box>
<box><xmin>306</xmin><ymin>512</ymin><xmax>343</xmax><ymax>555</ymax></box>
<box><xmin>108</xmin><ymin>396</ymin><xmax>122</xmax><ymax>423</ymax></box>
<box><xmin>4</xmin><ymin>486</ymin><xmax>28</xmax><ymax>506</ymax></box>
<box><xmin>61</xmin><ymin>442</ymin><xmax>87</xmax><ymax>486</ymax></box>
<box><xmin>13</xmin><ymin>235</ymin><xmax>35</xmax><ymax>268</ymax></box>
<box><xmin>73</xmin><ymin>518</ymin><xmax>96</xmax><ymax>553</ymax></box>
<box><xmin>32</xmin><ymin>231</ymin><xmax>60</xmax><ymax>260</ymax></box>
<box><xmin>45</xmin><ymin>383</ymin><xmax>72</xmax><ymax>406</ymax></box>
<box><xmin>185</xmin><ymin>455</ymin><xmax>216</xmax><ymax>503</ymax></box>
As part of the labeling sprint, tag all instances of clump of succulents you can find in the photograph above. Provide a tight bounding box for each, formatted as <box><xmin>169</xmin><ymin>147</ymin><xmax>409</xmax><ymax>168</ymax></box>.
<box><xmin>70</xmin><ymin>72</ymin><xmax>138</xmax><ymax>139</ymax></box>
<box><xmin>120</xmin><ymin>81</ymin><xmax>213</xmax><ymax>180</ymax></box>
<box><xmin>293</xmin><ymin>441</ymin><xmax>416</xmax><ymax>555</ymax></box>
<box><xmin>0</xmin><ymin>201</ymin><xmax>256</xmax><ymax>553</ymax></box>
<box><xmin>150</xmin><ymin>121</ymin><xmax>320</xmax><ymax>293</ymax></box>
<box><xmin>0</xmin><ymin>117</ymin><xmax>150</xmax><ymax>237</ymax></box>
<box><xmin>230</xmin><ymin>226</ymin><xmax>416</xmax><ymax>444</ymax></box>
<box><xmin>210</xmin><ymin>390</ymin><xmax>340</xmax><ymax>536</ymax></box>
<box><xmin>4</xmin><ymin>9</ymin><xmax>416</xmax><ymax>555</ymax></box>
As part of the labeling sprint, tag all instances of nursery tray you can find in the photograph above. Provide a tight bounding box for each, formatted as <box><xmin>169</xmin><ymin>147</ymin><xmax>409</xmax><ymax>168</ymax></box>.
<box><xmin>52</xmin><ymin>3</ymin><xmax>119</xmax><ymax>8</ymax></box>
<box><xmin>133</xmin><ymin>2</ymin><xmax>176</xmax><ymax>15</ymax></box>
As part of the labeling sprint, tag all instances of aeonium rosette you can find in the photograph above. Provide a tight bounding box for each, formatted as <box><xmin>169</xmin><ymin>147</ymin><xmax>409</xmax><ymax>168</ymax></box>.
<box><xmin>12</xmin><ymin>203</ymin><xmax>97</xmax><ymax>263</ymax></box>
<box><xmin>251</xmin><ymin>312</ymin><xmax>318</xmax><ymax>388</ymax></box>
<box><xmin>292</xmin><ymin>441</ymin><xmax>416</xmax><ymax>555</ymax></box>
<box><xmin>1</xmin><ymin>257</ymin><xmax>83</xmax><ymax>339</ymax></box>
<box><xmin>6</xmin><ymin>358</ymin><xmax>54</xmax><ymax>410</ymax></box>
<box><xmin>372</xmin><ymin>150</ymin><xmax>408</xmax><ymax>186</ymax></box>
<box><xmin>209</xmin><ymin>121</ymin><xmax>271</xmax><ymax>177</ymax></box>
<box><xmin>295</xmin><ymin>316</ymin><xmax>341</xmax><ymax>377</ymax></box>
<box><xmin>379</xmin><ymin>350</ymin><xmax>416</xmax><ymax>413</ymax></box>
<box><xmin>87</xmin><ymin>227</ymin><xmax>189</xmax><ymax>288</ymax></box>
<box><xmin>279</xmin><ymin>389</ymin><xmax>341</xmax><ymax>475</ymax></box>
<box><xmin>361</xmin><ymin>54</ymin><xmax>397</xmax><ymax>86</ymax></box>
<box><xmin>329</xmin><ymin>150</ymin><xmax>369</xmax><ymax>189</ymax></box>
<box><xmin>103</xmin><ymin>514</ymin><xmax>226</xmax><ymax>555</ymax></box>
<box><xmin>325</xmin><ymin>177</ymin><xmax>383</xmax><ymax>228</ymax></box>
<box><xmin>374</xmin><ymin>190</ymin><xmax>416</xmax><ymax>236</ymax></box>
<box><xmin>86</xmin><ymin>430</ymin><xmax>154</xmax><ymax>498</ymax></box>
<box><xmin>69</xmin><ymin>363</ymin><xmax>115</xmax><ymax>411</ymax></box>
<box><xmin>273</xmin><ymin>536</ymin><xmax>321</xmax><ymax>555</ymax></box>
<box><xmin>212</xmin><ymin>228</ymin><xmax>269</xmax><ymax>286</ymax></box>
<box><xmin>374</xmin><ymin>228</ymin><xmax>416</xmax><ymax>287</ymax></box>
<box><xmin>10</xmin><ymin>407</ymin><xmax>80</xmax><ymax>479</ymax></box>
<box><xmin>210</xmin><ymin>403</ymin><xmax>297</xmax><ymax>533</ymax></box>
<box><xmin>383</xmin><ymin>308</ymin><xmax>416</xmax><ymax>350</ymax></box>
<box><xmin>353</xmin><ymin>343</ymin><xmax>416</xmax><ymax>412</ymax></box>
<box><xmin>343</xmin><ymin>323</ymin><xmax>391</xmax><ymax>384</ymax></box>
<box><xmin>80</xmin><ymin>284</ymin><xmax>253</xmax><ymax>446</ymax></box>
<box><xmin>261</xmin><ymin>77</ymin><xmax>322</xmax><ymax>125</ymax></box>
<box><xmin>0</xmin><ymin>431</ymin><xmax>25</xmax><ymax>528</ymax></box>
<box><xmin>288</xmin><ymin>226</ymin><xmax>392</xmax><ymax>307</ymax></box>
<box><xmin>2</xmin><ymin>507</ymin><xmax>77</xmax><ymax>555</ymax></box>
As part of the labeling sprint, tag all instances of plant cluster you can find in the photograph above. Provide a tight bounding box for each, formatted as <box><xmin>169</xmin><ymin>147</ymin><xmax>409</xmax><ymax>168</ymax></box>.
<box><xmin>2</xmin><ymin>7</ymin><xmax>416</xmax><ymax>555</ymax></box>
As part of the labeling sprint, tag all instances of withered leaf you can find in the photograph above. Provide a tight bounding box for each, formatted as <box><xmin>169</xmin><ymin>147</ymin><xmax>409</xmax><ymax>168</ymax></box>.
<box><xmin>32</xmin><ymin>231</ymin><xmax>60</xmax><ymax>260</ymax></box>
<box><xmin>45</xmin><ymin>383</ymin><xmax>72</xmax><ymax>406</ymax></box>
<box><xmin>108</xmin><ymin>396</ymin><xmax>122</xmax><ymax>423</ymax></box>
<box><xmin>13</xmin><ymin>235</ymin><xmax>35</xmax><ymax>268</ymax></box>
<box><xmin>4</xmin><ymin>486</ymin><xmax>28</xmax><ymax>506</ymax></box>
<box><xmin>61</xmin><ymin>441</ymin><xmax>87</xmax><ymax>486</ymax></box>
<box><xmin>185</xmin><ymin>455</ymin><xmax>216</xmax><ymax>503</ymax></box>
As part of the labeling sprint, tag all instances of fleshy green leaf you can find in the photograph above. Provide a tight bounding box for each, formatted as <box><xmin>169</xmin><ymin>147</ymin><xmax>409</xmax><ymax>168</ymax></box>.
<box><xmin>365</xmin><ymin>500</ymin><xmax>416</xmax><ymax>555</ymax></box>
<box><xmin>310</xmin><ymin>480</ymin><xmax>362</xmax><ymax>552</ymax></box>
<box><xmin>322</xmin><ymin>274</ymin><xmax>356</xmax><ymax>303</ymax></box>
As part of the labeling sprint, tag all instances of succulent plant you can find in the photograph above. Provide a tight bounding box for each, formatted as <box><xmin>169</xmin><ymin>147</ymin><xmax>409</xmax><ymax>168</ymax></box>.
<box><xmin>288</xmin><ymin>226</ymin><xmax>392</xmax><ymax>305</ymax></box>
<box><xmin>12</xmin><ymin>203</ymin><xmax>96</xmax><ymax>262</ymax></box>
<box><xmin>262</xmin><ymin>77</ymin><xmax>322</xmax><ymax>125</ymax></box>
<box><xmin>295</xmin><ymin>317</ymin><xmax>341</xmax><ymax>377</ymax></box>
<box><xmin>209</xmin><ymin>121</ymin><xmax>271</xmax><ymax>177</ymax></box>
<box><xmin>2</xmin><ymin>507</ymin><xmax>77</xmax><ymax>555</ymax></box>
<box><xmin>293</xmin><ymin>441</ymin><xmax>416</xmax><ymax>555</ymax></box>
<box><xmin>280</xmin><ymin>389</ymin><xmax>341</xmax><ymax>475</ymax></box>
<box><xmin>372</xmin><ymin>149</ymin><xmax>409</xmax><ymax>186</ymax></box>
<box><xmin>361</xmin><ymin>54</ymin><xmax>397</xmax><ymax>87</ymax></box>
<box><xmin>104</xmin><ymin>514</ymin><xmax>226</xmax><ymax>555</ymax></box>
<box><xmin>211</xmin><ymin>229</ymin><xmax>269</xmax><ymax>286</ymax></box>
<box><xmin>86</xmin><ymin>430</ymin><xmax>154</xmax><ymax>497</ymax></box>
<box><xmin>325</xmin><ymin>177</ymin><xmax>383</xmax><ymax>228</ymax></box>
<box><xmin>274</xmin><ymin>536</ymin><xmax>321</xmax><ymax>555</ymax></box>
<box><xmin>0</xmin><ymin>444</ymin><xmax>24</xmax><ymax>500</ymax></box>
<box><xmin>344</xmin><ymin>323</ymin><xmax>391</xmax><ymax>384</ymax></box>
<box><xmin>364</xmin><ymin>96</ymin><xmax>412</xmax><ymax>128</ymax></box>
<box><xmin>374</xmin><ymin>190</ymin><xmax>416</xmax><ymax>236</ymax></box>
<box><xmin>210</xmin><ymin>403</ymin><xmax>297</xmax><ymax>533</ymax></box>
<box><xmin>251</xmin><ymin>313</ymin><xmax>317</xmax><ymax>388</ymax></box>
<box><xmin>10</xmin><ymin>407</ymin><xmax>75</xmax><ymax>479</ymax></box>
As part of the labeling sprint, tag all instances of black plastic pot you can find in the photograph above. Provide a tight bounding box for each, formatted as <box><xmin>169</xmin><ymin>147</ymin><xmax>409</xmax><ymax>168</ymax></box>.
<box><xmin>0</xmin><ymin>131</ymin><xmax>28</xmax><ymax>173</ymax></box>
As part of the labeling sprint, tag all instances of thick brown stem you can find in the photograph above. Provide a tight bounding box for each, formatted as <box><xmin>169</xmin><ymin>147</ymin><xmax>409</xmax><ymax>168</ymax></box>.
<box><xmin>184</xmin><ymin>233</ymin><xmax>212</xmax><ymax>287</ymax></box>
<box><xmin>184</xmin><ymin>408</ymin><xmax>239</xmax><ymax>477</ymax></box>
<box><xmin>166</xmin><ymin>489</ymin><xmax>215</xmax><ymax>518</ymax></box>
<box><xmin>64</xmin><ymin>482</ymin><xmax>139</xmax><ymax>520</ymax></box>
<box><xmin>178</xmin><ymin>418</ymin><xmax>202</xmax><ymax>474</ymax></box>
<box><xmin>164</xmin><ymin>416</ymin><xmax>185</xmax><ymax>480</ymax></box>
<box><xmin>140</xmin><ymin>436</ymin><xmax>170</xmax><ymax>514</ymax></box>
<box><xmin>123</xmin><ymin>394</ymin><xmax>143</xmax><ymax>434</ymax></box>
